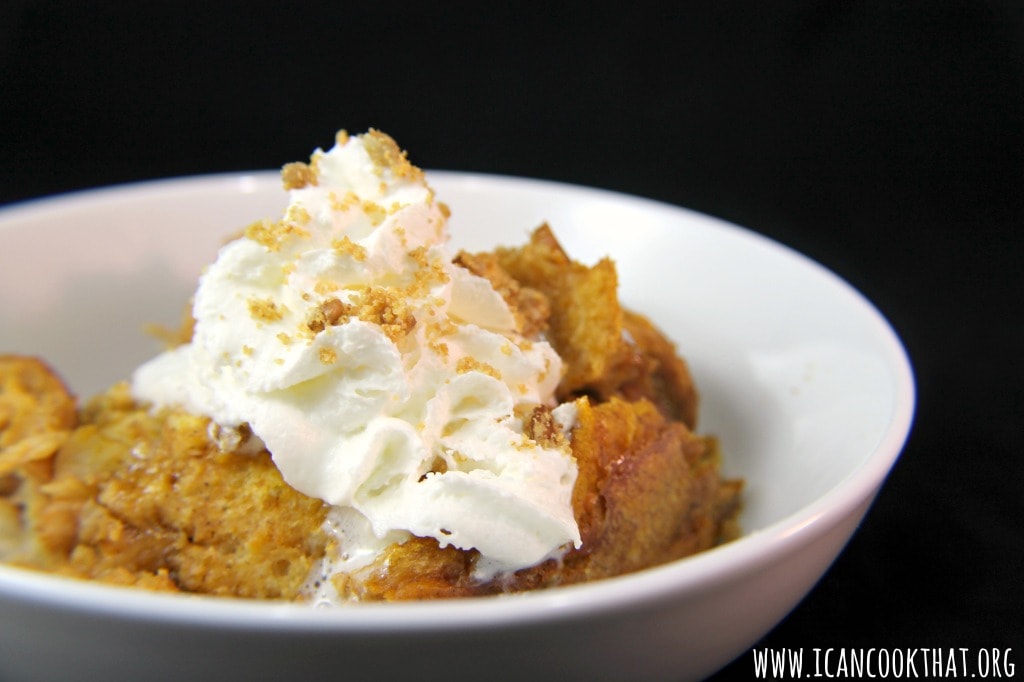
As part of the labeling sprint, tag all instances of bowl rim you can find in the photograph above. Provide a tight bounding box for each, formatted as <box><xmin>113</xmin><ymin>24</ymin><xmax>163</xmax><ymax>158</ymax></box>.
<box><xmin>0</xmin><ymin>171</ymin><xmax>916</xmax><ymax>632</ymax></box>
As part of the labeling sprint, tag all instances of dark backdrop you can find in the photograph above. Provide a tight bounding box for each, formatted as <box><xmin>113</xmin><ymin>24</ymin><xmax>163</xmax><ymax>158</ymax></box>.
<box><xmin>1</xmin><ymin>2</ymin><xmax>1021</xmax><ymax>678</ymax></box>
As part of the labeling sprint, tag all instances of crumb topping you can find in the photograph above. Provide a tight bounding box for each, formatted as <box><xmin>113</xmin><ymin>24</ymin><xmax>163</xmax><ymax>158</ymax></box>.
<box><xmin>244</xmin><ymin>218</ymin><xmax>311</xmax><ymax>252</ymax></box>
<box><xmin>330</xmin><ymin>191</ymin><xmax>361</xmax><ymax>213</ymax></box>
<box><xmin>394</xmin><ymin>226</ymin><xmax>407</xmax><ymax>244</ymax></box>
<box><xmin>362</xmin><ymin>201</ymin><xmax>387</xmax><ymax>227</ymax></box>
<box><xmin>362</xmin><ymin>129</ymin><xmax>423</xmax><ymax>183</ymax></box>
<box><xmin>304</xmin><ymin>297</ymin><xmax>353</xmax><ymax>334</ymax></box>
<box><xmin>356</xmin><ymin>287</ymin><xmax>416</xmax><ymax>343</ymax></box>
<box><xmin>248</xmin><ymin>298</ymin><xmax>287</xmax><ymax>323</ymax></box>
<box><xmin>455</xmin><ymin>357</ymin><xmax>501</xmax><ymax>380</ymax></box>
<box><xmin>285</xmin><ymin>205</ymin><xmax>312</xmax><ymax>226</ymax></box>
<box><xmin>332</xmin><ymin>236</ymin><xmax>368</xmax><ymax>262</ymax></box>
<box><xmin>302</xmin><ymin>288</ymin><xmax>416</xmax><ymax>345</ymax></box>
<box><xmin>281</xmin><ymin>162</ymin><xmax>319</xmax><ymax>191</ymax></box>
<box><xmin>522</xmin><ymin>405</ymin><xmax>568</xmax><ymax>449</ymax></box>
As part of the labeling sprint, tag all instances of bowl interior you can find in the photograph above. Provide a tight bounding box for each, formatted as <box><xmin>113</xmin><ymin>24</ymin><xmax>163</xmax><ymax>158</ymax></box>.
<box><xmin>0</xmin><ymin>171</ymin><xmax>914</xmax><ymax>616</ymax></box>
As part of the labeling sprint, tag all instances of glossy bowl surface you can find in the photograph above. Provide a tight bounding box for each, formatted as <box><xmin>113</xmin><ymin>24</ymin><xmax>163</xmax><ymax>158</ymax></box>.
<box><xmin>0</xmin><ymin>172</ymin><xmax>915</xmax><ymax>682</ymax></box>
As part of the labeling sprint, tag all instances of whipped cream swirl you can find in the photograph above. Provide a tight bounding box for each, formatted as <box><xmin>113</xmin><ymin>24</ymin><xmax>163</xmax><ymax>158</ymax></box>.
<box><xmin>132</xmin><ymin>131</ymin><xmax>580</xmax><ymax>575</ymax></box>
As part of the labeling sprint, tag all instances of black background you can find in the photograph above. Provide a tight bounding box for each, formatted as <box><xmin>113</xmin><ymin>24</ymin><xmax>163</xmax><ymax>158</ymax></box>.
<box><xmin>1</xmin><ymin>1</ymin><xmax>1021</xmax><ymax>678</ymax></box>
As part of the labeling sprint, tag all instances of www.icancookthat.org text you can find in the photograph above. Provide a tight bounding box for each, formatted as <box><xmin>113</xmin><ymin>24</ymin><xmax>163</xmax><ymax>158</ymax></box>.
<box><xmin>752</xmin><ymin>647</ymin><xmax>1016</xmax><ymax>679</ymax></box>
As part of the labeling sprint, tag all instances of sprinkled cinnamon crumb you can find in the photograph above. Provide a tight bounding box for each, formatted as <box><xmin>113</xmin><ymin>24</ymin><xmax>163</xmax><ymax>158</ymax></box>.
<box><xmin>394</xmin><ymin>226</ymin><xmax>408</xmax><ymax>248</ymax></box>
<box><xmin>245</xmin><ymin>219</ymin><xmax>310</xmax><ymax>252</ymax></box>
<box><xmin>309</xmin><ymin>150</ymin><xmax>324</xmax><ymax>176</ymax></box>
<box><xmin>426</xmin><ymin>319</ymin><xmax>457</xmax><ymax>342</ymax></box>
<box><xmin>281</xmin><ymin>162</ymin><xmax>318</xmax><ymax>190</ymax></box>
<box><xmin>431</xmin><ymin>341</ymin><xmax>450</xmax><ymax>358</ymax></box>
<box><xmin>248</xmin><ymin>298</ymin><xmax>287</xmax><ymax>323</ymax></box>
<box><xmin>537</xmin><ymin>357</ymin><xmax>553</xmax><ymax>384</ymax></box>
<box><xmin>329</xmin><ymin>191</ymin><xmax>361</xmax><ymax>213</ymax></box>
<box><xmin>285</xmin><ymin>205</ymin><xmax>311</xmax><ymax>225</ymax></box>
<box><xmin>363</xmin><ymin>129</ymin><xmax>423</xmax><ymax>182</ymax></box>
<box><xmin>405</xmin><ymin>248</ymin><xmax>451</xmax><ymax>297</ymax></box>
<box><xmin>408</xmin><ymin>246</ymin><xmax>429</xmax><ymax>267</ymax></box>
<box><xmin>322</xmin><ymin>298</ymin><xmax>350</xmax><ymax>325</ymax></box>
<box><xmin>332</xmin><ymin>236</ymin><xmax>368</xmax><ymax>262</ymax></box>
<box><xmin>362</xmin><ymin>201</ymin><xmax>387</xmax><ymax>227</ymax></box>
<box><xmin>455</xmin><ymin>357</ymin><xmax>501</xmax><ymax>380</ymax></box>
<box><xmin>319</xmin><ymin>348</ymin><xmax>337</xmax><ymax>365</ymax></box>
<box><xmin>523</xmin><ymin>405</ymin><xmax>568</xmax><ymax>448</ymax></box>
<box><xmin>314</xmin><ymin>280</ymin><xmax>340</xmax><ymax>295</ymax></box>
<box><xmin>353</xmin><ymin>287</ymin><xmax>416</xmax><ymax>343</ymax></box>
<box><xmin>305</xmin><ymin>297</ymin><xmax>352</xmax><ymax>334</ymax></box>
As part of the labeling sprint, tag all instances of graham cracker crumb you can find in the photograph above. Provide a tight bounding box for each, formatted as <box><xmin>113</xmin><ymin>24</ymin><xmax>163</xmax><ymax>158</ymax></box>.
<box><xmin>363</xmin><ymin>129</ymin><xmax>424</xmax><ymax>183</ymax></box>
<box><xmin>455</xmin><ymin>357</ymin><xmax>501</xmax><ymax>380</ymax></box>
<box><xmin>281</xmin><ymin>162</ymin><xmax>319</xmax><ymax>191</ymax></box>
<box><xmin>332</xmin><ymin>236</ymin><xmax>368</xmax><ymax>262</ymax></box>
<box><xmin>247</xmin><ymin>298</ymin><xmax>287</xmax><ymax>323</ymax></box>
<box><xmin>522</xmin><ymin>405</ymin><xmax>563</xmax><ymax>448</ymax></box>
<box><xmin>245</xmin><ymin>219</ymin><xmax>310</xmax><ymax>252</ymax></box>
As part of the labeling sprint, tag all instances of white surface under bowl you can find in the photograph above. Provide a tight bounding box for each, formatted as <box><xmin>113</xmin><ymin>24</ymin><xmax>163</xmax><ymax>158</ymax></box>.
<box><xmin>0</xmin><ymin>172</ymin><xmax>914</xmax><ymax>682</ymax></box>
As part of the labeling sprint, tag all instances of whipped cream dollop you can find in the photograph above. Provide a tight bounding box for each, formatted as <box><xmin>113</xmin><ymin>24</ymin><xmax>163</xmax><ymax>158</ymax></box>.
<box><xmin>132</xmin><ymin>130</ymin><xmax>581</xmax><ymax>576</ymax></box>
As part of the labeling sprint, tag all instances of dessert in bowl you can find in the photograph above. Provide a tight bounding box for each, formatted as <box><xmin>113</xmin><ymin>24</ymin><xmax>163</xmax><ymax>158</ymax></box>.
<box><xmin>0</xmin><ymin>132</ymin><xmax>914</xmax><ymax>681</ymax></box>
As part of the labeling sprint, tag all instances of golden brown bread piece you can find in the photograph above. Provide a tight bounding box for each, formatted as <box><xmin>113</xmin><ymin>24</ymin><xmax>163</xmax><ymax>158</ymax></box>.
<box><xmin>466</xmin><ymin>225</ymin><xmax>698</xmax><ymax>428</ymax></box>
<box><xmin>492</xmin><ymin>224</ymin><xmax>628</xmax><ymax>398</ymax></box>
<box><xmin>0</xmin><ymin>356</ymin><xmax>77</xmax><ymax>560</ymax></box>
<box><xmin>618</xmin><ymin>309</ymin><xmax>699</xmax><ymax>429</ymax></box>
<box><xmin>3</xmin><ymin>381</ymin><xmax>328</xmax><ymax>598</ymax></box>
<box><xmin>0</xmin><ymin>356</ymin><xmax>76</xmax><ymax>484</ymax></box>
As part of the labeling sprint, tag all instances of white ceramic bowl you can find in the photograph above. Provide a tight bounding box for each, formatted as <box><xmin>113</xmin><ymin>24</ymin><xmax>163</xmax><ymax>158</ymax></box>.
<box><xmin>0</xmin><ymin>172</ymin><xmax>914</xmax><ymax>682</ymax></box>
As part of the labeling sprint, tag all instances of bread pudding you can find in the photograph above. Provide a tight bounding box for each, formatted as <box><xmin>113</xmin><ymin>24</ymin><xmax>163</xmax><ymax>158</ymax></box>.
<box><xmin>0</xmin><ymin>131</ymin><xmax>741</xmax><ymax>602</ymax></box>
